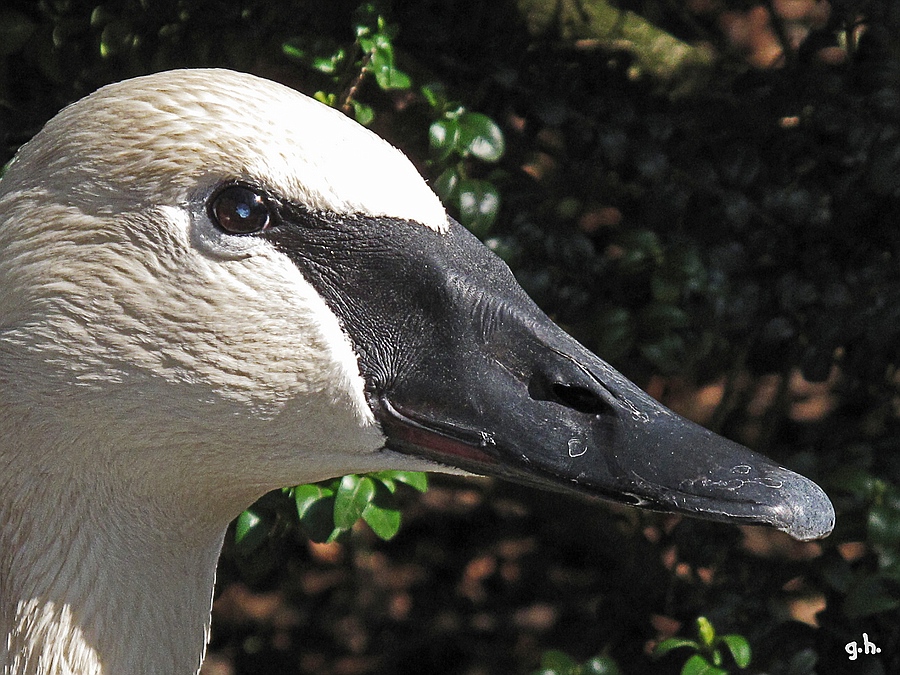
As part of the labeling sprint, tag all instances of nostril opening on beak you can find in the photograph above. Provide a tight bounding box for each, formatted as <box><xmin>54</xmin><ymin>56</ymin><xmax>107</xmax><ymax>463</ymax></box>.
<box><xmin>528</xmin><ymin>355</ymin><xmax>615</xmax><ymax>416</ymax></box>
<box><xmin>550</xmin><ymin>382</ymin><xmax>611</xmax><ymax>415</ymax></box>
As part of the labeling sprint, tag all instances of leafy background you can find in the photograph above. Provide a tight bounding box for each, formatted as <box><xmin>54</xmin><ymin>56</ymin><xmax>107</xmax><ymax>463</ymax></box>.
<box><xmin>2</xmin><ymin>1</ymin><xmax>899</xmax><ymax>673</ymax></box>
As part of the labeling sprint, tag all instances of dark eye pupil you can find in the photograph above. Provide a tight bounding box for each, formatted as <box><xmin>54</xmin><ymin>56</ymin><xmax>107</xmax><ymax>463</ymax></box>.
<box><xmin>210</xmin><ymin>186</ymin><xmax>271</xmax><ymax>234</ymax></box>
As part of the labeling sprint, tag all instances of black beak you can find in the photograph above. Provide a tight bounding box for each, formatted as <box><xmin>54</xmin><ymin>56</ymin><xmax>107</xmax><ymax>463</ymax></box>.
<box><xmin>263</xmin><ymin>213</ymin><xmax>834</xmax><ymax>542</ymax></box>
<box><xmin>376</xmin><ymin>331</ymin><xmax>834</xmax><ymax>541</ymax></box>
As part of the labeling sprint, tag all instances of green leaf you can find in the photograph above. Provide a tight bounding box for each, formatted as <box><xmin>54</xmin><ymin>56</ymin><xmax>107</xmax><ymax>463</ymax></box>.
<box><xmin>457</xmin><ymin>178</ymin><xmax>500</xmax><ymax>237</ymax></box>
<box><xmin>784</xmin><ymin>648</ymin><xmax>818</xmax><ymax>675</ymax></box>
<box><xmin>0</xmin><ymin>10</ymin><xmax>35</xmax><ymax>56</ymax></box>
<box><xmin>429</xmin><ymin>119</ymin><xmax>460</xmax><ymax>161</ymax></box>
<box><xmin>540</xmin><ymin>650</ymin><xmax>578</xmax><ymax>674</ymax></box>
<box><xmin>281</xmin><ymin>40</ymin><xmax>304</xmax><ymax>61</ymax></box>
<box><xmin>368</xmin><ymin>41</ymin><xmax>411</xmax><ymax>90</ymax></box>
<box><xmin>234</xmin><ymin>509</ymin><xmax>267</xmax><ymax>553</ymax></box>
<box><xmin>616</xmin><ymin>229</ymin><xmax>663</xmax><ymax>272</ymax></box>
<box><xmin>433</xmin><ymin>167</ymin><xmax>461</xmax><ymax>202</ymax></box>
<box><xmin>654</xmin><ymin>638</ymin><xmax>700</xmax><ymax>657</ymax></box>
<box><xmin>829</xmin><ymin>467</ymin><xmax>878</xmax><ymax>499</ymax></box>
<box><xmin>651</xmin><ymin>270</ymin><xmax>683</xmax><ymax>304</ymax></box>
<box><xmin>99</xmin><ymin>19</ymin><xmax>133</xmax><ymax>58</ymax></box>
<box><xmin>456</xmin><ymin>112</ymin><xmax>505</xmax><ymax>162</ymax></box>
<box><xmin>235</xmin><ymin>508</ymin><xmax>261</xmax><ymax>544</ymax></box>
<box><xmin>282</xmin><ymin>37</ymin><xmax>346</xmax><ymax>73</ymax></box>
<box><xmin>639</xmin><ymin>334</ymin><xmax>686</xmax><ymax>372</ymax></box>
<box><xmin>391</xmin><ymin>471</ymin><xmax>428</xmax><ymax>492</ymax></box>
<box><xmin>696</xmin><ymin>617</ymin><xmax>716</xmax><ymax>648</ymax></box>
<box><xmin>869</xmin><ymin>501</ymin><xmax>900</xmax><ymax>548</ymax></box>
<box><xmin>352</xmin><ymin>101</ymin><xmax>375</xmax><ymax>126</ymax></box>
<box><xmin>639</xmin><ymin>303</ymin><xmax>690</xmax><ymax>334</ymax></box>
<box><xmin>593</xmin><ymin>307</ymin><xmax>635</xmax><ymax>361</ymax></box>
<box><xmin>312</xmin><ymin>51</ymin><xmax>345</xmax><ymax>74</ymax></box>
<box><xmin>821</xmin><ymin>555</ymin><xmax>854</xmax><ymax>593</ymax></box>
<box><xmin>681</xmin><ymin>654</ymin><xmax>727</xmax><ymax>675</ymax></box>
<box><xmin>582</xmin><ymin>656</ymin><xmax>622</xmax><ymax>675</ymax></box>
<box><xmin>362</xmin><ymin>501</ymin><xmax>402</xmax><ymax>539</ymax></box>
<box><xmin>294</xmin><ymin>484</ymin><xmax>338</xmax><ymax>543</ymax></box>
<box><xmin>314</xmin><ymin>91</ymin><xmax>337</xmax><ymax>107</ymax></box>
<box><xmin>421</xmin><ymin>82</ymin><xmax>448</xmax><ymax>110</ymax></box>
<box><xmin>294</xmin><ymin>483</ymin><xmax>333</xmax><ymax>518</ymax></box>
<box><xmin>333</xmin><ymin>474</ymin><xmax>376</xmax><ymax>530</ymax></box>
<box><xmin>843</xmin><ymin>575</ymin><xmax>900</xmax><ymax>618</ymax></box>
<box><xmin>720</xmin><ymin>634</ymin><xmax>751</xmax><ymax>668</ymax></box>
<box><xmin>377</xmin><ymin>65</ymin><xmax>411</xmax><ymax>90</ymax></box>
<box><xmin>371</xmin><ymin>470</ymin><xmax>428</xmax><ymax>493</ymax></box>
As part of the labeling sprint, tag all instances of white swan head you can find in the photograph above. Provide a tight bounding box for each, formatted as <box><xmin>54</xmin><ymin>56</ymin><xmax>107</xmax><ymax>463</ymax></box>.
<box><xmin>0</xmin><ymin>71</ymin><xmax>453</xmax><ymax>515</ymax></box>
<box><xmin>0</xmin><ymin>68</ymin><xmax>833</xmax><ymax>537</ymax></box>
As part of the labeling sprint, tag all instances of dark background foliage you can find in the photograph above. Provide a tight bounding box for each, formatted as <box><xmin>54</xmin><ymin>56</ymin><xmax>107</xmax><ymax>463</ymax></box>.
<box><xmin>2</xmin><ymin>1</ymin><xmax>899</xmax><ymax>673</ymax></box>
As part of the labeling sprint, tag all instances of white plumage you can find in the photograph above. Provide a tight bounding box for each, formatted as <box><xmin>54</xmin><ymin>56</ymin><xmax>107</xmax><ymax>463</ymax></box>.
<box><xmin>0</xmin><ymin>69</ymin><xmax>447</xmax><ymax>675</ymax></box>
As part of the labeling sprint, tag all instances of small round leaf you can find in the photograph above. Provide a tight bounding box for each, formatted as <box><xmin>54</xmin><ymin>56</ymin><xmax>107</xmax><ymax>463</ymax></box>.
<box><xmin>457</xmin><ymin>178</ymin><xmax>500</xmax><ymax>237</ymax></box>
<box><xmin>582</xmin><ymin>656</ymin><xmax>622</xmax><ymax>675</ymax></box>
<box><xmin>456</xmin><ymin>112</ymin><xmax>505</xmax><ymax>162</ymax></box>
<box><xmin>681</xmin><ymin>653</ymin><xmax>727</xmax><ymax>675</ymax></box>
<box><xmin>539</xmin><ymin>650</ymin><xmax>578</xmax><ymax>674</ymax></box>
<box><xmin>430</xmin><ymin>119</ymin><xmax>460</xmax><ymax>160</ymax></box>
<box><xmin>720</xmin><ymin>634</ymin><xmax>751</xmax><ymax>668</ymax></box>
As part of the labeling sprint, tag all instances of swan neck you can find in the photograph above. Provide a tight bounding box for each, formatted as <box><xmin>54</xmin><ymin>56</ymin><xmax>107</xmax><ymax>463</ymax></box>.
<box><xmin>1</xmin><ymin>458</ymin><xmax>226</xmax><ymax>675</ymax></box>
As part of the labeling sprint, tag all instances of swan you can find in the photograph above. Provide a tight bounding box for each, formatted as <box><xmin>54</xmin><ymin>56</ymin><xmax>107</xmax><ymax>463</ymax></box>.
<box><xmin>0</xmin><ymin>69</ymin><xmax>833</xmax><ymax>674</ymax></box>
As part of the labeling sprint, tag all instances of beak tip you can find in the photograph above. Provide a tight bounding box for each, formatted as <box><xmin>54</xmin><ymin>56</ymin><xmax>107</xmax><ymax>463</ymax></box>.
<box><xmin>771</xmin><ymin>470</ymin><xmax>835</xmax><ymax>541</ymax></box>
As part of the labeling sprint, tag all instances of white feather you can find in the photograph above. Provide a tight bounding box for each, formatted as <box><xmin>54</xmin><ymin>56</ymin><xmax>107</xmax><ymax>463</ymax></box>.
<box><xmin>0</xmin><ymin>69</ymin><xmax>448</xmax><ymax>674</ymax></box>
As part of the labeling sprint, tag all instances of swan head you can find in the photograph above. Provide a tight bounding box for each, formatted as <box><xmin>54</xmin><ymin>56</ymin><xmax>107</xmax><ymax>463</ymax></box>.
<box><xmin>0</xmin><ymin>69</ymin><xmax>834</xmax><ymax>540</ymax></box>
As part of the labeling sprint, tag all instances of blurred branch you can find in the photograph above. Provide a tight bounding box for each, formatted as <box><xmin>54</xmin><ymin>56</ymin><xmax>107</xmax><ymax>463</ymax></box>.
<box><xmin>518</xmin><ymin>0</ymin><xmax>716</xmax><ymax>88</ymax></box>
<box><xmin>762</xmin><ymin>0</ymin><xmax>795</xmax><ymax>67</ymax></box>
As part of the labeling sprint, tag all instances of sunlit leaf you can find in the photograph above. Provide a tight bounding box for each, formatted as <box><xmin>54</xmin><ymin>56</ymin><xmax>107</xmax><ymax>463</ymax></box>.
<box><xmin>390</xmin><ymin>471</ymin><xmax>428</xmax><ymax>492</ymax></box>
<box><xmin>313</xmin><ymin>91</ymin><xmax>337</xmax><ymax>107</ymax></box>
<box><xmin>681</xmin><ymin>653</ymin><xmax>727</xmax><ymax>675</ymax></box>
<box><xmin>696</xmin><ymin>617</ymin><xmax>716</xmax><ymax>648</ymax></box>
<box><xmin>720</xmin><ymin>634</ymin><xmax>751</xmax><ymax>668</ymax></box>
<box><xmin>433</xmin><ymin>167</ymin><xmax>460</xmax><ymax>202</ymax></box>
<box><xmin>234</xmin><ymin>509</ymin><xmax>267</xmax><ymax>553</ymax></box>
<box><xmin>294</xmin><ymin>483</ymin><xmax>333</xmax><ymax>518</ymax></box>
<box><xmin>362</xmin><ymin>502</ymin><xmax>401</xmax><ymax>539</ymax></box>
<box><xmin>421</xmin><ymin>82</ymin><xmax>448</xmax><ymax>110</ymax></box>
<box><xmin>539</xmin><ymin>649</ymin><xmax>578</xmax><ymax>674</ymax></box>
<box><xmin>457</xmin><ymin>178</ymin><xmax>500</xmax><ymax>237</ymax></box>
<box><xmin>456</xmin><ymin>112</ymin><xmax>505</xmax><ymax>161</ymax></box>
<box><xmin>99</xmin><ymin>20</ymin><xmax>132</xmax><ymax>58</ymax></box>
<box><xmin>352</xmin><ymin>101</ymin><xmax>374</xmax><ymax>126</ymax></box>
<box><xmin>653</xmin><ymin>638</ymin><xmax>700</xmax><ymax>657</ymax></box>
<box><xmin>429</xmin><ymin>119</ymin><xmax>460</xmax><ymax>160</ymax></box>
<box><xmin>333</xmin><ymin>474</ymin><xmax>376</xmax><ymax>530</ymax></box>
<box><xmin>582</xmin><ymin>656</ymin><xmax>622</xmax><ymax>675</ymax></box>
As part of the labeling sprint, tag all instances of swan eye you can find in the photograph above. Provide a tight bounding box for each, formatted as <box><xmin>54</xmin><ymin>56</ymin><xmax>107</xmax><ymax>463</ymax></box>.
<box><xmin>209</xmin><ymin>185</ymin><xmax>272</xmax><ymax>234</ymax></box>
